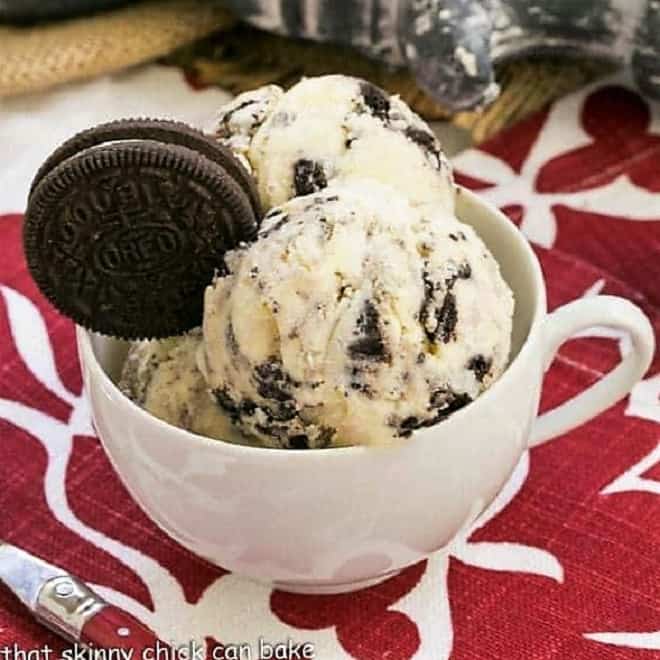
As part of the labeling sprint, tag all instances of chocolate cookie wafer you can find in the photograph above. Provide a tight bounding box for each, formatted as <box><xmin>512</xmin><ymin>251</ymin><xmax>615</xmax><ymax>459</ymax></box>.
<box><xmin>24</xmin><ymin>119</ymin><xmax>260</xmax><ymax>339</ymax></box>
<box><xmin>30</xmin><ymin>118</ymin><xmax>261</xmax><ymax>218</ymax></box>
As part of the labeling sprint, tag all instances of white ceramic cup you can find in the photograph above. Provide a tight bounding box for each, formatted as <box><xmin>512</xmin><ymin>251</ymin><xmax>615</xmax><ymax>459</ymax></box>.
<box><xmin>77</xmin><ymin>187</ymin><xmax>655</xmax><ymax>594</ymax></box>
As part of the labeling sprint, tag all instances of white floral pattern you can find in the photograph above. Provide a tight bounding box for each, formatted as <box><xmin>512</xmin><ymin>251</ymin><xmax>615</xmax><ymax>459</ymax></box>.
<box><xmin>453</xmin><ymin>75</ymin><xmax>660</xmax><ymax>249</ymax></box>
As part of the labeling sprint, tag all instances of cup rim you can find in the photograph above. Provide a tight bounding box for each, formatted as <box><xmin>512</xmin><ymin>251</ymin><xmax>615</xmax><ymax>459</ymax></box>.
<box><xmin>78</xmin><ymin>186</ymin><xmax>547</xmax><ymax>461</ymax></box>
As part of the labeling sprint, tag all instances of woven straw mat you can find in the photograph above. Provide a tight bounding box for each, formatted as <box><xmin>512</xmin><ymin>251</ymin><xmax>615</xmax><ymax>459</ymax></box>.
<box><xmin>0</xmin><ymin>0</ymin><xmax>235</xmax><ymax>98</ymax></box>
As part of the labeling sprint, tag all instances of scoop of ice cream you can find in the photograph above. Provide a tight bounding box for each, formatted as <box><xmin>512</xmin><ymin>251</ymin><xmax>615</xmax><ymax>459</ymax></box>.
<box><xmin>202</xmin><ymin>181</ymin><xmax>513</xmax><ymax>448</ymax></box>
<box><xmin>119</xmin><ymin>330</ymin><xmax>249</xmax><ymax>445</ymax></box>
<box><xmin>209</xmin><ymin>75</ymin><xmax>454</xmax><ymax>213</ymax></box>
<box><xmin>209</xmin><ymin>84</ymin><xmax>283</xmax><ymax>174</ymax></box>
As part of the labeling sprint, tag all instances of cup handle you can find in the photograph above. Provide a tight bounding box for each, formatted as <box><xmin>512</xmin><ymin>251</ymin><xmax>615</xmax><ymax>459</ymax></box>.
<box><xmin>530</xmin><ymin>295</ymin><xmax>655</xmax><ymax>448</ymax></box>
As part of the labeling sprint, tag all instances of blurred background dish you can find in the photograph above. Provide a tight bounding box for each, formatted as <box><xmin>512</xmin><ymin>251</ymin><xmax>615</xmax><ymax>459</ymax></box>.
<box><xmin>0</xmin><ymin>0</ymin><xmax>615</xmax><ymax>143</ymax></box>
<box><xmin>217</xmin><ymin>1</ymin><xmax>660</xmax><ymax>110</ymax></box>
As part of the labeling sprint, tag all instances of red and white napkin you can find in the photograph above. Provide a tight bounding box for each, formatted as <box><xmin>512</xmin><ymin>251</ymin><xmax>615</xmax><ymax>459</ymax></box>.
<box><xmin>0</xmin><ymin>67</ymin><xmax>658</xmax><ymax>659</ymax></box>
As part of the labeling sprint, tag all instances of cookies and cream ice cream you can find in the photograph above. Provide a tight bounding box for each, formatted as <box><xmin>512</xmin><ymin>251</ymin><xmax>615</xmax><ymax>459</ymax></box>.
<box><xmin>210</xmin><ymin>75</ymin><xmax>454</xmax><ymax>213</ymax></box>
<box><xmin>121</xmin><ymin>74</ymin><xmax>514</xmax><ymax>449</ymax></box>
<box><xmin>202</xmin><ymin>181</ymin><xmax>513</xmax><ymax>448</ymax></box>
<box><xmin>119</xmin><ymin>330</ymin><xmax>248</xmax><ymax>445</ymax></box>
<box><xmin>210</xmin><ymin>84</ymin><xmax>283</xmax><ymax>174</ymax></box>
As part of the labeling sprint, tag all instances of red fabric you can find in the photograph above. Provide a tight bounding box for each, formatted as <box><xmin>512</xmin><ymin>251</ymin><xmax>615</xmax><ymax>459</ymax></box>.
<box><xmin>0</xmin><ymin>84</ymin><xmax>659</xmax><ymax>659</ymax></box>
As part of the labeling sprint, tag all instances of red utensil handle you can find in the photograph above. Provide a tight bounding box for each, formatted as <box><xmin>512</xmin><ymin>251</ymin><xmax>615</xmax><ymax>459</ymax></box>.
<box><xmin>81</xmin><ymin>606</ymin><xmax>166</xmax><ymax>655</ymax></box>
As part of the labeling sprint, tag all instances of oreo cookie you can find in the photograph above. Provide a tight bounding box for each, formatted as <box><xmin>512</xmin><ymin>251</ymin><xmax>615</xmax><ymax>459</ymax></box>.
<box><xmin>30</xmin><ymin>118</ymin><xmax>261</xmax><ymax>218</ymax></box>
<box><xmin>24</xmin><ymin>119</ymin><xmax>260</xmax><ymax>339</ymax></box>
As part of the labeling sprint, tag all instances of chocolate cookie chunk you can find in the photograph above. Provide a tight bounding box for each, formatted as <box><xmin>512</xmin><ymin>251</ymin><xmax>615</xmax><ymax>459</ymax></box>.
<box><xmin>360</xmin><ymin>82</ymin><xmax>391</xmax><ymax>121</ymax></box>
<box><xmin>404</xmin><ymin>127</ymin><xmax>443</xmax><ymax>169</ymax></box>
<box><xmin>24</xmin><ymin>120</ymin><xmax>259</xmax><ymax>339</ymax></box>
<box><xmin>467</xmin><ymin>354</ymin><xmax>492</xmax><ymax>382</ymax></box>
<box><xmin>293</xmin><ymin>159</ymin><xmax>327</xmax><ymax>196</ymax></box>
<box><xmin>349</xmin><ymin>300</ymin><xmax>389</xmax><ymax>362</ymax></box>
